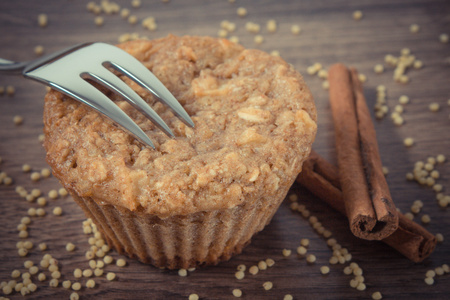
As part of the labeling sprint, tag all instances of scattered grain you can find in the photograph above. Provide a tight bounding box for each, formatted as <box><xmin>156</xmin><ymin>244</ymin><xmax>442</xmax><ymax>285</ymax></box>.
<box><xmin>63</xmin><ymin>280</ymin><xmax>72</xmax><ymax>289</ymax></box>
<box><xmin>41</xmin><ymin>168</ymin><xmax>51</xmax><ymax>177</ymax></box>
<box><xmin>72</xmin><ymin>282</ymin><xmax>81</xmax><ymax>291</ymax></box>
<box><xmin>70</xmin><ymin>292</ymin><xmax>80</xmax><ymax>300</ymax></box>
<box><xmin>372</xmin><ymin>291</ymin><xmax>383</xmax><ymax>299</ymax></box>
<box><xmin>267</xmin><ymin>19</ymin><xmax>277</xmax><ymax>32</ymax></box>
<box><xmin>399</xmin><ymin>95</ymin><xmax>410</xmax><ymax>105</ymax></box>
<box><xmin>131</xmin><ymin>0</ymin><xmax>141</xmax><ymax>8</ymax></box>
<box><xmin>258</xmin><ymin>260</ymin><xmax>267</xmax><ymax>270</ymax></box>
<box><xmin>29</xmin><ymin>266</ymin><xmax>39</xmax><ymax>275</ymax></box>
<box><xmin>424</xmin><ymin>277</ymin><xmax>434</xmax><ymax>285</ymax></box>
<box><xmin>232</xmin><ymin>288</ymin><xmax>242</xmax><ymax>297</ymax></box>
<box><xmin>31</xmin><ymin>172</ymin><xmax>41</xmax><ymax>181</ymax></box>
<box><xmin>234</xmin><ymin>271</ymin><xmax>245</xmax><ymax>280</ymax></box>
<box><xmin>266</xmin><ymin>258</ymin><xmax>275</xmax><ymax>267</ymax></box>
<box><xmin>245</xmin><ymin>22</ymin><xmax>260</xmax><ymax>33</ymax></box>
<box><xmin>300</xmin><ymin>238</ymin><xmax>310</xmax><ymax>247</ymax></box>
<box><xmin>49</xmin><ymin>279</ymin><xmax>59</xmax><ymax>287</ymax></box>
<box><xmin>48</xmin><ymin>189</ymin><xmax>58</xmax><ymax>199</ymax></box>
<box><xmin>37</xmin><ymin>197</ymin><xmax>47</xmax><ymax>206</ymax></box>
<box><xmin>374</xmin><ymin>64</ymin><xmax>384</xmax><ymax>74</ymax></box>
<box><xmin>53</xmin><ymin>207</ymin><xmax>63</xmax><ymax>216</ymax></box>
<box><xmin>353</xmin><ymin>10</ymin><xmax>363</xmax><ymax>20</ymax></box>
<box><xmin>20</xmin><ymin>286</ymin><xmax>30</xmax><ymax>296</ymax></box>
<box><xmin>38</xmin><ymin>14</ymin><xmax>48</xmax><ymax>27</ymax></box>
<box><xmin>66</xmin><ymin>242</ymin><xmax>75</xmax><ymax>252</ymax></box>
<box><xmin>320</xmin><ymin>266</ymin><xmax>330</xmax><ymax>274</ymax></box>
<box><xmin>128</xmin><ymin>15</ymin><xmax>138</xmax><ymax>25</ymax></box>
<box><xmin>403</xmin><ymin>137</ymin><xmax>415</xmax><ymax>147</ymax></box>
<box><xmin>263</xmin><ymin>281</ymin><xmax>273</xmax><ymax>290</ymax></box>
<box><xmin>82</xmin><ymin>269</ymin><xmax>93</xmax><ymax>278</ymax></box>
<box><xmin>36</xmin><ymin>208</ymin><xmax>46</xmax><ymax>217</ymax></box>
<box><xmin>356</xmin><ymin>282</ymin><xmax>366</xmax><ymax>291</ymax></box>
<box><xmin>410</xmin><ymin>24</ymin><xmax>420</xmax><ymax>33</ymax></box>
<box><xmin>6</xmin><ymin>85</ymin><xmax>15</xmax><ymax>96</ymax></box>
<box><xmin>426</xmin><ymin>270</ymin><xmax>436</xmax><ymax>278</ymax></box>
<box><xmin>106</xmin><ymin>272</ymin><xmax>116</xmax><ymax>281</ymax></box>
<box><xmin>121</xmin><ymin>8</ymin><xmax>130</xmax><ymax>18</ymax></box>
<box><xmin>439</xmin><ymin>33</ymin><xmax>449</xmax><ymax>43</ymax></box>
<box><xmin>433</xmin><ymin>184</ymin><xmax>443</xmax><ymax>192</ymax></box>
<box><xmin>2</xmin><ymin>285</ymin><xmax>12</xmax><ymax>295</ymax></box>
<box><xmin>291</xmin><ymin>24</ymin><xmax>301</xmax><ymax>35</ymax></box>
<box><xmin>249</xmin><ymin>265</ymin><xmax>259</xmax><ymax>275</ymax></box>
<box><xmin>34</xmin><ymin>45</ymin><xmax>44</xmax><ymax>56</ymax></box>
<box><xmin>11</xmin><ymin>270</ymin><xmax>20</xmax><ymax>278</ymax></box>
<box><xmin>282</xmin><ymin>249</ymin><xmax>292</xmax><ymax>257</ymax></box>
<box><xmin>142</xmin><ymin>16</ymin><xmax>157</xmax><ymax>31</ymax></box>
<box><xmin>353</xmin><ymin>267</ymin><xmax>363</xmax><ymax>276</ymax></box>
<box><xmin>38</xmin><ymin>134</ymin><xmax>46</xmax><ymax>143</ymax></box>
<box><xmin>116</xmin><ymin>258</ymin><xmax>126</xmax><ymax>267</ymax></box>
<box><xmin>413</xmin><ymin>60</ymin><xmax>423</xmax><ymax>69</ymax></box>
<box><xmin>358</xmin><ymin>73</ymin><xmax>367</xmax><ymax>83</ymax></box>
<box><xmin>52</xmin><ymin>271</ymin><xmax>61</xmax><ymax>279</ymax></box>
<box><xmin>189</xmin><ymin>294</ymin><xmax>199</xmax><ymax>300</ymax></box>
<box><xmin>86</xmin><ymin>279</ymin><xmax>96</xmax><ymax>288</ymax></box>
<box><xmin>343</xmin><ymin>266</ymin><xmax>353</xmax><ymax>275</ymax></box>
<box><xmin>435</xmin><ymin>267</ymin><xmax>445</xmax><ymax>276</ymax></box>
<box><xmin>38</xmin><ymin>243</ymin><xmax>47</xmax><ymax>251</ymax></box>
<box><xmin>15</xmin><ymin>283</ymin><xmax>24</xmax><ymax>292</ymax></box>
<box><xmin>254</xmin><ymin>35</ymin><xmax>264</xmax><ymax>44</ymax></box>
<box><xmin>18</xmin><ymin>230</ymin><xmax>28</xmax><ymax>239</ymax></box>
<box><xmin>306</xmin><ymin>254</ymin><xmax>316</xmax><ymax>263</ymax></box>
<box><xmin>73</xmin><ymin>268</ymin><xmax>82</xmax><ymax>278</ymax></box>
<box><xmin>104</xmin><ymin>255</ymin><xmax>113</xmax><ymax>264</ymax></box>
<box><xmin>28</xmin><ymin>283</ymin><xmax>37</xmax><ymax>292</ymax></box>
<box><xmin>94</xmin><ymin>268</ymin><xmax>104</xmax><ymax>277</ymax></box>
<box><xmin>429</xmin><ymin>103</ymin><xmax>440</xmax><ymax>112</ymax></box>
<box><xmin>436</xmin><ymin>154</ymin><xmax>446</xmax><ymax>163</ymax></box>
<box><xmin>237</xmin><ymin>7</ymin><xmax>247</xmax><ymax>17</ymax></box>
<box><xmin>229</xmin><ymin>36</ymin><xmax>239</xmax><ymax>44</ymax></box>
<box><xmin>95</xmin><ymin>16</ymin><xmax>104</xmax><ymax>26</ymax></box>
<box><xmin>13</xmin><ymin>115</ymin><xmax>23</xmax><ymax>125</ymax></box>
<box><xmin>297</xmin><ymin>246</ymin><xmax>307</xmax><ymax>256</ymax></box>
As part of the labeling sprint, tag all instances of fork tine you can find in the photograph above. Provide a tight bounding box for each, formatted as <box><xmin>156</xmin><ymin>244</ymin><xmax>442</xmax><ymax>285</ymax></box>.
<box><xmin>48</xmin><ymin>78</ymin><xmax>156</xmax><ymax>149</ymax></box>
<box><xmin>83</xmin><ymin>69</ymin><xmax>175</xmax><ymax>138</ymax></box>
<box><xmin>105</xmin><ymin>57</ymin><xmax>195</xmax><ymax>128</ymax></box>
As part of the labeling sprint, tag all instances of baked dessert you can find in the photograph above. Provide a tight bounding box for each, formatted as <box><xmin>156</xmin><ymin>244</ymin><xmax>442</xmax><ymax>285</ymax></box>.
<box><xmin>43</xmin><ymin>35</ymin><xmax>317</xmax><ymax>269</ymax></box>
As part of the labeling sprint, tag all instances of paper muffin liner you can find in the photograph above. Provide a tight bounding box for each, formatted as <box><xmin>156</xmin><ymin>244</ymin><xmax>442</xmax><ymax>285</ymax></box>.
<box><xmin>70</xmin><ymin>190</ymin><xmax>285</xmax><ymax>269</ymax></box>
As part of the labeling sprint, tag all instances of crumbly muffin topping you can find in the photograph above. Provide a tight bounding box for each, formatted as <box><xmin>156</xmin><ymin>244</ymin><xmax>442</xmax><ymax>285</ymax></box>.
<box><xmin>43</xmin><ymin>35</ymin><xmax>316</xmax><ymax>217</ymax></box>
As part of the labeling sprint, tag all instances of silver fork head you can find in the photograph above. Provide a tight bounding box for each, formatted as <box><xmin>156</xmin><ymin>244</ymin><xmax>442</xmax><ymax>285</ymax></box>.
<box><xmin>24</xmin><ymin>42</ymin><xmax>194</xmax><ymax>149</ymax></box>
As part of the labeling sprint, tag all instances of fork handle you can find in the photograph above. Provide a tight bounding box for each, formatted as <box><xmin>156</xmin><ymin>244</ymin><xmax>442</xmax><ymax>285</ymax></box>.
<box><xmin>0</xmin><ymin>43</ymin><xmax>92</xmax><ymax>76</ymax></box>
<box><xmin>0</xmin><ymin>58</ymin><xmax>28</xmax><ymax>75</ymax></box>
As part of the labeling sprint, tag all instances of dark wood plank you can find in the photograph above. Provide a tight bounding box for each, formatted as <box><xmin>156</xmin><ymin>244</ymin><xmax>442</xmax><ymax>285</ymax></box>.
<box><xmin>0</xmin><ymin>0</ymin><xmax>449</xmax><ymax>299</ymax></box>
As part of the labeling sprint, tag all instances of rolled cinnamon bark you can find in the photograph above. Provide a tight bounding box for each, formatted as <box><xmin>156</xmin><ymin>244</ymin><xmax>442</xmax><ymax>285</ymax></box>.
<box><xmin>328</xmin><ymin>63</ymin><xmax>398</xmax><ymax>240</ymax></box>
<box><xmin>297</xmin><ymin>151</ymin><xmax>437</xmax><ymax>263</ymax></box>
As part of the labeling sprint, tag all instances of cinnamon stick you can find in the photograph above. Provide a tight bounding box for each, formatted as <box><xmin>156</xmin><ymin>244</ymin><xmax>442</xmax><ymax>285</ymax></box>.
<box><xmin>297</xmin><ymin>150</ymin><xmax>437</xmax><ymax>263</ymax></box>
<box><xmin>328</xmin><ymin>63</ymin><xmax>398</xmax><ymax>240</ymax></box>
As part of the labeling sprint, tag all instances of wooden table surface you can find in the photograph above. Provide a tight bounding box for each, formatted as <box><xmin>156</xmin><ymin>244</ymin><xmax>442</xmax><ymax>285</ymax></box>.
<box><xmin>1</xmin><ymin>0</ymin><xmax>449</xmax><ymax>299</ymax></box>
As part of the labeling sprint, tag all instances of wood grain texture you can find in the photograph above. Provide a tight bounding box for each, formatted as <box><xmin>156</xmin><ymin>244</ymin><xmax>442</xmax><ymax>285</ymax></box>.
<box><xmin>0</xmin><ymin>0</ymin><xmax>449</xmax><ymax>299</ymax></box>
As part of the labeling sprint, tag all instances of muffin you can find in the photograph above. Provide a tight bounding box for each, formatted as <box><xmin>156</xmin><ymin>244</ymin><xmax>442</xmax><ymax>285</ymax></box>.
<box><xmin>43</xmin><ymin>35</ymin><xmax>317</xmax><ymax>269</ymax></box>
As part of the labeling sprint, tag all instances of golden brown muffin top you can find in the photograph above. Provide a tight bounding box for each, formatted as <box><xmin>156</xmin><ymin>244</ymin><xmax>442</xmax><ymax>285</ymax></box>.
<box><xmin>43</xmin><ymin>35</ymin><xmax>317</xmax><ymax>218</ymax></box>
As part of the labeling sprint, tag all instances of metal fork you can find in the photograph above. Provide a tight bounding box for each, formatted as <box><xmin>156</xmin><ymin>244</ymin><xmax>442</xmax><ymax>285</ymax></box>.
<box><xmin>0</xmin><ymin>42</ymin><xmax>194</xmax><ymax>149</ymax></box>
